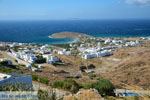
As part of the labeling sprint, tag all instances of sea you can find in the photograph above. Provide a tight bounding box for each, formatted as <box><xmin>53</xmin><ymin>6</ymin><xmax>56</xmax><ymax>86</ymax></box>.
<box><xmin>0</xmin><ymin>20</ymin><xmax>150</xmax><ymax>44</ymax></box>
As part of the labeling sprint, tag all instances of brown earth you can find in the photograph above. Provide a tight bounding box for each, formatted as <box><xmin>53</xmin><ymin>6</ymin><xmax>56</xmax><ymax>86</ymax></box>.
<box><xmin>102</xmin><ymin>42</ymin><xmax>150</xmax><ymax>90</ymax></box>
<box><xmin>63</xmin><ymin>89</ymin><xmax>102</xmax><ymax>100</ymax></box>
<box><xmin>49</xmin><ymin>32</ymin><xmax>91</xmax><ymax>39</ymax></box>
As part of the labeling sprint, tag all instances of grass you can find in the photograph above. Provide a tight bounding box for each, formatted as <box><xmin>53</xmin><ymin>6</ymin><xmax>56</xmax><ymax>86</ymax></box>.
<box><xmin>32</xmin><ymin>74</ymin><xmax>49</xmax><ymax>85</ymax></box>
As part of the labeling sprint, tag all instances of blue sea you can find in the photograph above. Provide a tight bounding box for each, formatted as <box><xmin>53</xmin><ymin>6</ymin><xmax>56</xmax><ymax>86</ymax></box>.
<box><xmin>0</xmin><ymin>20</ymin><xmax>150</xmax><ymax>44</ymax></box>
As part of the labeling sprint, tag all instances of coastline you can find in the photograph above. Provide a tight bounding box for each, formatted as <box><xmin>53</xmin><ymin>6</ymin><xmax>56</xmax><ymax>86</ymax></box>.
<box><xmin>48</xmin><ymin>32</ymin><xmax>92</xmax><ymax>44</ymax></box>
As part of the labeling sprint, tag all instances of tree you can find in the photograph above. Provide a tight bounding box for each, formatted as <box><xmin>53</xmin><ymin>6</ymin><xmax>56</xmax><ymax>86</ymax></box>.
<box><xmin>35</xmin><ymin>56</ymin><xmax>46</xmax><ymax>64</ymax></box>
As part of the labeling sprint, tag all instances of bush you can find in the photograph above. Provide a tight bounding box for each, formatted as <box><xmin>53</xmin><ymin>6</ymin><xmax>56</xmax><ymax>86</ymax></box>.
<box><xmin>87</xmin><ymin>64</ymin><xmax>96</xmax><ymax>69</ymax></box>
<box><xmin>0</xmin><ymin>67</ymin><xmax>15</xmax><ymax>73</ymax></box>
<box><xmin>32</xmin><ymin>74</ymin><xmax>38</xmax><ymax>81</ymax></box>
<box><xmin>0</xmin><ymin>61</ymin><xmax>9</xmax><ymax>66</ymax></box>
<box><xmin>92</xmin><ymin>79</ymin><xmax>115</xmax><ymax>96</ymax></box>
<box><xmin>38</xmin><ymin>89</ymin><xmax>57</xmax><ymax>100</ymax></box>
<box><xmin>52</xmin><ymin>79</ymin><xmax>80</xmax><ymax>93</ymax></box>
<box><xmin>39</xmin><ymin>77</ymin><xmax>49</xmax><ymax>85</ymax></box>
<box><xmin>80</xmin><ymin>79</ymin><xmax>115</xmax><ymax>97</ymax></box>
<box><xmin>80</xmin><ymin>83</ymin><xmax>93</xmax><ymax>89</ymax></box>
<box><xmin>32</xmin><ymin>74</ymin><xmax>49</xmax><ymax>85</ymax></box>
<box><xmin>88</xmin><ymin>73</ymin><xmax>96</xmax><ymax>79</ymax></box>
<box><xmin>35</xmin><ymin>56</ymin><xmax>46</xmax><ymax>64</ymax></box>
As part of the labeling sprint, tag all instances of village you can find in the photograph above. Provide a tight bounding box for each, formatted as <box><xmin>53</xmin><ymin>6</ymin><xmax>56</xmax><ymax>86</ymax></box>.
<box><xmin>0</xmin><ymin>36</ymin><xmax>142</xmax><ymax>71</ymax></box>
<box><xmin>0</xmin><ymin>36</ymin><xmax>150</xmax><ymax>99</ymax></box>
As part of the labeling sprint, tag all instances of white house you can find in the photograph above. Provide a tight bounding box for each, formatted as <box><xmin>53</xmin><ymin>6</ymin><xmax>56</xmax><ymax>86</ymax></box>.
<box><xmin>43</xmin><ymin>54</ymin><xmax>60</xmax><ymax>64</ymax></box>
<box><xmin>104</xmin><ymin>38</ymin><xmax>112</xmax><ymax>44</ymax></box>
<box><xmin>82</xmin><ymin>50</ymin><xmax>112</xmax><ymax>59</ymax></box>
<box><xmin>82</xmin><ymin>53</ymin><xmax>97</xmax><ymax>59</ymax></box>
<box><xmin>57</xmin><ymin>49</ymin><xmax>71</xmax><ymax>55</ymax></box>
<box><xmin>48</xmin><ymin>56</ymin><xmax>60</xmax><ymax>64</ymax></box>
<box><xmin>23</xmin><ymin>54</ymin><xmax>37</xmax><ymax>63</ymax></box>
<box><xmin>97</xmin><ymin>50</ymin><xmax>112</xmax><ymax>57</ymax></box>
<box><xmin>125</xmin><ymin>41</ymin><xmax>140</xmax><ymax>47</ymax></box>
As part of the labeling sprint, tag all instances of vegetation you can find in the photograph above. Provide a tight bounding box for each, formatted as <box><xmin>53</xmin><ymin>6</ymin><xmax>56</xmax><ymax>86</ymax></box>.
<box><xmin>0</xmin><ymin>61</ymin><xmax>17</xmax><ymax>73</ymax></box>
<box><xmin>32</xmin><ymin>74</ymin><xmax>49</xmax><ymax>85</ymax></box>
<box><xmin>0</xmin><ymin>83</ymin><xmax>32</xmax><ymax>91</ymax></box>
<box><xmin>88</xmin><ymin>73</ymin><xmax>96</xmax><ymax>79</ymax></box>
<box><xmin>91</xmin><ymin>79</ymin><xmax>115</xmax><ymax>96</ymax></box>
<box><xmin>0</xmin><ymin>67</ymin><xmax>15</xmax><ymax>73</ymax></box>
<box><xmin>32</xmin><ymin>74</ymin><xmax>39</xmax><ymax>81</ymax></box>
<box><xmin>81</xmin><ymin>79</ymin><xmax>115</xmax><ymax>97</ymax></box>
<box><xmin>39</xmin><ymin>77</ymin><xmax>49</xmax><ymax>85</ymax></box>
<box><xmin>51</xmin><ymin>79</ymin><xmax>80</xmax><ymax>93</ymax></box>
<box><xmin>38</xmin><ymin>89</ymin><xmax>57</xmax><ymax>100</ymax></box>
<box><xmin>52</xmin><ymin>61</ymin><xmax>64</xmax><ymax>66</ymax></box>
<box><xmin>51</xmin><ymin>78</ymin><xmax>114</xmax><ymax>96</ymax></box>
<box><xmin>87</xmin><ymin>64</ymin><xmax>96</xmax><ymax>69</ymax></box>
<box><xmin>12</xmin><ymin>46</ymin><xmax>20</xmax><ymax>52</ymax></box>
<box><xmin>35</xmin><ymin>56</ymin><xmax>46</xmax><ymax>64</ymax></box>
<box><xmin>0</xmin><ymin>60</ymin><xmax>10</xmax><ymax>66</ymax></box>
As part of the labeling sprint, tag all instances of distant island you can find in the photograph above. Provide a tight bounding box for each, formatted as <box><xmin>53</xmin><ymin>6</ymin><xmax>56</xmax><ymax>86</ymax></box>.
<box><xmin>49</xmin><ymin>32</ymin><xmax>92</xmax><ymax>39</ymax></box>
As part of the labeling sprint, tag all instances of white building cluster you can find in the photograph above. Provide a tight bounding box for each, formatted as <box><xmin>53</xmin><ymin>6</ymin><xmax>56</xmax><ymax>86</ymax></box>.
<box><xmin>81</xmin><ymin>48</ymin><xmax>112</xmax><ymax>59</ymax></box>
<box><xmin>11</xmin><ymin>50</ymin><xmax>37</xmax><ymax>63</ymax></box>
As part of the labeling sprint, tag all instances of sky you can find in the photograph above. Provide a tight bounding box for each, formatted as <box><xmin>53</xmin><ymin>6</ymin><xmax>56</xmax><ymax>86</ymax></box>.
<box><xmin>0</xmin><ymin>0</ymin><xmax>150</xmax><ymax>20</ymax></box>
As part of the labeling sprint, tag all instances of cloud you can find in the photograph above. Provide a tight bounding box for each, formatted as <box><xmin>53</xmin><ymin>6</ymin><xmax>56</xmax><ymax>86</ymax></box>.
<box><xmin>125</xmin><ymin>0</ymin><xmax>150</xmax><ymax>5</ymax></box>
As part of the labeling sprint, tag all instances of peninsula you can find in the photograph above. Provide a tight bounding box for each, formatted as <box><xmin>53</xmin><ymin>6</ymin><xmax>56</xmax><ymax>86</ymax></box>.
<box><xmin>49</xmin><ymin>32</ymin><xmax>92</xmax><ymax>39</ymax></box>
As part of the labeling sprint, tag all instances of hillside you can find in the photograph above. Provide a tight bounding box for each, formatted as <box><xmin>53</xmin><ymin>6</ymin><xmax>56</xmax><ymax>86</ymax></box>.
<box><xmin>103</xmin><ymin>42</ymin><xmax>150</xmax><ymax>90</ymax></box>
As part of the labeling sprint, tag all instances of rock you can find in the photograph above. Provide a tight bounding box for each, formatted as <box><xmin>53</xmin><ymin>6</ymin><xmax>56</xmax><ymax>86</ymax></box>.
<box><xmin>63</xmin><ymin>89</ymin><xmax>103</xmax><ymax>100</ymax></box>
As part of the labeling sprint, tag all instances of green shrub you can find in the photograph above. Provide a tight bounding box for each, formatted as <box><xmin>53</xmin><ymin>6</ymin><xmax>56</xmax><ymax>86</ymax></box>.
<box><xmin>92</xmin><ymin>79</ymin><xmax>115</xmax><ymax>96</ymax></box>
<box><xmin>0</xmin><ymin>67</ymin><xmax>15</xmax><ymax>73</ymax></box>
<box><xmin>88</xmin><ymin>73</ymin><xmax>96</xmax><ymax>79</ymax></box>
<box><xmin>35</xmin><ymin>56</ymin><xmax>46</xmax><ymax>64</ymax></box>
<box><xmin>39</xmin><ymin>77</ymin><xmax>49</xmax><ymax>85</ymax></box>
<box><xmin>52</xmin><ymin>79</ymin><xmax>80</xmax><ymax>93</ymax></box>
<box><xmin>80</xmin><ymin>83</ymin><xmax>92</xmax><ymax>89</ymax></box>
<box><xmin>32</xmin><ymin>74</ymin><xmax>49</xmax><ymax>85</ymax></box>
<box><xmin>51</xmin><ymin>80</ymin><xmax>64</xmax><ymax>89</ymax></box>
<box><xmin>0</xmin><ymin>61</ymin><xmax>9</xmax><ymax>66</ymax></box>
<box><xmin>38</xmin><ymin>89</ymin><xmax>56</xmax><ymax>100</ymax></box>
<box><xmin>80</xmin><ymin>79</ymin><xmax>115</xmax><ymax>97</ymax></box>
<box><xmin>32</xmin><ymin>74</ymin><xmax>38</xmax><ymax>81</ymax></box>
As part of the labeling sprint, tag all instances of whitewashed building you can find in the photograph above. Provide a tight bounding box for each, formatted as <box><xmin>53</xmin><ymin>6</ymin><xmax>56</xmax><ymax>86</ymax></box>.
<box><xmin>82</xmin><ymin>50</ymin><xmax>112</xmax><ymax>59</ymax></box>
<box><xmin>57</xmin><ymin>49</ymin><xmax>71</xmax><ymax>55</ymax></box>
<box><xmin>43</xmin><ymin>54</ymin><xmax>60</xmax><ymax>64</ymax></box>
